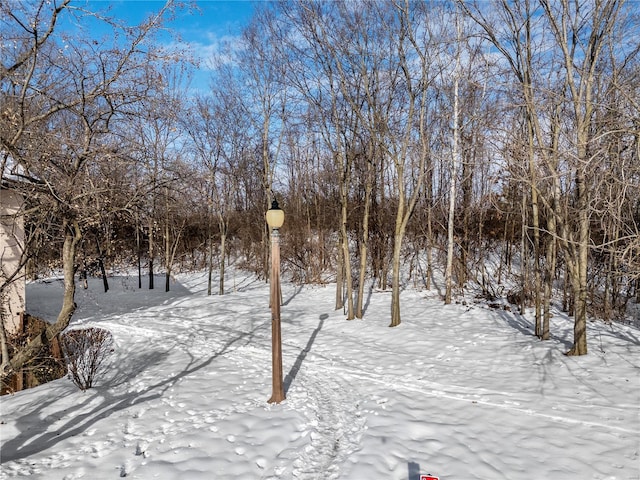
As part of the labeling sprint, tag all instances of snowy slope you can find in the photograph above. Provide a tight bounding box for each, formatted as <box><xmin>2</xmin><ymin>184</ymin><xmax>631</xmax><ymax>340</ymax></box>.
<box><xmin>1</xmin><ymin>270</ymin><xmax>638</xmax><ymax>480</ymax></box>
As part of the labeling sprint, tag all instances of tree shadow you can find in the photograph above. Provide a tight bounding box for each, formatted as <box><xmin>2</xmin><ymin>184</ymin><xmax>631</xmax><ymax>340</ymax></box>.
<box><xmin>283</xmin><ymin>314</ymin><xmax>326</xmax><ymax>394</ymax></box>
<box><xmin>233</xmin><ymin>274</ymin><xmax>262</xmax><ymax>292</ymax></box>
<box><xmin>1</xmin><ymin>325</ymin><xmax>258</xmax><ymax>462</ymax></box>
<box><xmin>495</xmin><ymin>308</ymin><xmax>535</xmax><ymax>335</ymax></box>
<box><xmin>412</xmin><ymin>255</ymin><xmax>445</xmax><ymax>300</ymax></box>
<box><xmin>283</xmin><ymin>283</ymin><xmax>303</xmax><ymax>306</ymax></box>
<box><xmin>495</xmin><ymin>307</ymin><xmax>575</xmax><ymax>350</ymax></box>
<box><xmin>363</xmin><ymin>281</ymin><xmax>375</xmax><ymax>314</ymax></box>
<box><xmin>598</xmin><ymin>322</ymin><xmax>640</xmax><ymax>347</ymax></box>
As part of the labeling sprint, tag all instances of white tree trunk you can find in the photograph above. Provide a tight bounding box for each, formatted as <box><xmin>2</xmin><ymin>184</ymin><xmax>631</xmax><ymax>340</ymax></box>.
<box><xmin>445</xmin><ymin>71</ymin><xmax>460</xmax><ymax>305</ymax></box>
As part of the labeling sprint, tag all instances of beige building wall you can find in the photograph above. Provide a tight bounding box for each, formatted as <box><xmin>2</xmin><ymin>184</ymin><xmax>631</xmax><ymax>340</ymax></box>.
<box><xmin>1</xmin><ymin>189</ymin><xmax>25</xmax><ymax>336</ymax></box>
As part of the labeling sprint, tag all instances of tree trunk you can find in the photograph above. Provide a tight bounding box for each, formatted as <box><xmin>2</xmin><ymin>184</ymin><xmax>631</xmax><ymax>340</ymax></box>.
<box><xmin>389</xmin><ymin>229</ymin><xmax>403</xmax><ymax>327</ymax></box>
<box><xmin>526</xmin><ymin>114</ymin><xmax>542</xmax><ymax>337</ymax></box>
<box><xmin>335</xmin><ymin>237</ymin><xmax>344</xmax><ymax>311</ymax></box>
<box><xmin>460</xmin><ymin>134</ymin><xmax>474</xmax><ymax>288</ymax></box>
<box><xmin>95</xmin><ymin>236</ymin><xmax>109</xmax><ymax>293</ymax></box>
<box><xmin>340</xmin><ymin>187</ymin><xmax>355</xmax><ymax>320</ymax></box>
<box><xmin>219</xmin><ymin>229</ymin><xmax>227</xmax><ymax>296</ymax></box>
<box><xmin>1</xmin><ymin>220</ymin><xmax>81</xmax><ymax>383</ymax></box>
<box><xmin>445</xmin><ymin>73</ymin><xmax>460</xmax><ymax>305</ymax></box>
<box><xmin>542</xmin><ymin>213</ymin><xmax>557</xmax><ymax>341</ymax></box>
<box><xmin>520</xmin><ymin>189</ymin><xmax>528</xmax><ymax>315</ymax></box>
<box><xmin>425</xmin><ymin>172</ymin><xmax>434</xmax><ymax>291</ymax></box>
<box><xmin>136</xmin><ymin>212</ymin><xmax>142</xmax><ymax>289</ymax></box>
<box><xmin>566</xmin><ymin>172</ymin><xmax>589</xmax><ymax>356</ymax></box>
<box><xmin>165</xmin><ymin>186</ymin><xmax>171</xmax><ymax>292</ymax></box>
<box><xmin>207</xmin><ymin>218</ymin><xmax>213</xmax><ymax>296</ymax></box>
<box><xmin>356</xmin><ymin>160</ymin><xmax>373</xmax><ymax>318</ymax></box>
<box><xmin>148</xmin><ymin>217</ymin><xmax>155</xmax><ymax>290</ymax></box>
<box><xmin>539</xmin><ymin>0</ymin><xmax>621</xmax><ymax>356</ymax></box>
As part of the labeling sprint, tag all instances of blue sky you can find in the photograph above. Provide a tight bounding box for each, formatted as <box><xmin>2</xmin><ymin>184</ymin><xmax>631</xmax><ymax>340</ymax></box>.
<box><xmin>97</xmin><ymin>0</ymin><xmax>256</xmax><ymax>39</ymax></box>
<box><xmin>65</xmin><ymin>1</ymin><xmax>258</xmax><ymax>91</ymax></box>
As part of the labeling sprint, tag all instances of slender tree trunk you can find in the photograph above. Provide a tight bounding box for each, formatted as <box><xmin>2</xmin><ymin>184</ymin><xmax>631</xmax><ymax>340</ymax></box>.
<box><xmin>335</xmin><ymin>236</ymin><xmax>344</xmax><ymax>310</ymax></box>
<box><xmin>219</xmin><ymin>223</ymin><xmax>227</xmax><ymax>296</ymax></box>
<box><xmin>95</xmin><ymin>236</ymin><xmax>109</xmax><ymax>293</ymax></box>
<box><xmin>340</xmin><ymin>183</ymin><xmax>355</xmax><ymax>320</ymax></box>
<box><xmin>165</xmin><ymin>242</ymin><xmax>170</xmax><ymax>292</ymax></box>
<box><xmin>604</xmin><ymin>217</ymin><xmax>620</xmax><ymax>322</ymax></box>
<box><xmin>460</xmin><ymin>138</ymin><xmax>474</xmax><ymax>288</ymax></box>
<box><xmin>356</xmin><ymin>160</ymin><xmax>373</xmax><ymax>318</ymax></box>
<box><xmin>389</xmin><ymin>225</ymin><xmax>403</xmax><ymax>327</ymax></box>
<box><xmin>520</xmin><ymin>189</ymin><xmax>528</xmax><ymax>315</ymax></box>
<box><xmin>136</xmin><ymin>212</ymin><xmax>142</xmax><ymax>289</ymax></box>
<box><xmin>165</xmin><ymin>220</ymin><xmax>184</xmax><ymax>294</ymax></box>
<box><xmin>526</xmin><ymin>114</ymin><xmax>542</xmax><ymax>337</ymax></box>
<box><xmin>498</xmin><ymin>209</ymin><xmax>511</xmax><ymax>285</ymax></box>
<box><xmin>207</xmin><ymin>210</ymin><xmax>213</xmax><ymax>296</ymax></box>
<box><xmin>425</xmin><ymin>169</ymin><xmax>434</xmax><ymax>290</ymax></box>
<box><xmin>148</xmin><ymin>217</ymin><xmax>155</xmax><ymax>290</ymax></box>
<box><xmin>562</xmin><ymin>269</ymin><xmax>571</xmax><ymax>314</ymax></box>
<box><xmin>375</xmin><ymin>161</ymin><xmax>387</xmax><ymax>290</ymax></box>
<box><xmin>165</xmin><ymin>186</ymin><xmax>171</xmax><ymax>292</ymax></box>
<box><xmin>542</xmin><ymin>211</ymin><xmax>557</xmax><ymax>341</ymax></box>
<box><xmin>445</xmin><ymin>74</ymin><xmax>459</xmax><ymax>305</ymax></box>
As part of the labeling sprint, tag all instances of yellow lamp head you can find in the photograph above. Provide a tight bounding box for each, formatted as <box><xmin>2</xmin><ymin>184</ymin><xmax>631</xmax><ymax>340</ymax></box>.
<box><xmin>265</xmin><ymin>199</ymin><xmax>284</xmax><ymax>229</ymax></box>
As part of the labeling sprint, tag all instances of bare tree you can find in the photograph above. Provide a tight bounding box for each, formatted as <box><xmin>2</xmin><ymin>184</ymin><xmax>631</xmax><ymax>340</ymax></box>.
<box><xmin>184</xmin><ymin>86</ymin><xmax>248</xmax><ymax>295</ymax></box>
<box><xmin>538</xmin><ymin>0</ymin><xmax>624</xmax><ymax>355</ymax></box>
<box><xmin>271</xmin><ymin>1</ymin><xmax>446</xmax><ymax>325</ymax></box>
<box><xmin>384</xmin><ymin>1</ymin><xmax>438</xmax><ymax>326</ymax></box>
<box><xmin>0</xmin><ymin>0</ymin><xmax>181</xmax><ymax>381</ymax></box>
<box><xmin>236</xmin><ymin>7</ymin><xmax>290</xmax><ymax>281</ymax></box>
<box><xmin>444</xmin><ymin>6</ymin><xmax>463</xmax><ymax>305</ymax></box>
<box><xmin>463</xmin><ymin>0</ymin><xmax>630</xmax><ymax>354</ymax></box>
<box><xmin>276</xmin><ymin>0</ymin><xmax>365</xmax><ymax>318</ymax></box>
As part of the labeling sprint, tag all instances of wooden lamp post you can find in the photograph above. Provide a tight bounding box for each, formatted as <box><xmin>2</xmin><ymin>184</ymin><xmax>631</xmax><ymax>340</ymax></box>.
<box><xmin>265</xmin><ymin>199</ymin><xmax>285</xmax><ymax>404</ymax></box>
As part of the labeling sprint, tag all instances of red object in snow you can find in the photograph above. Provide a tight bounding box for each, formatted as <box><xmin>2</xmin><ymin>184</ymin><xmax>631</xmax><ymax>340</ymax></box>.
<box><xmin>420</xmin><ymin>476</ymin><xmax>440</xmax><ymax>480</ymax></box>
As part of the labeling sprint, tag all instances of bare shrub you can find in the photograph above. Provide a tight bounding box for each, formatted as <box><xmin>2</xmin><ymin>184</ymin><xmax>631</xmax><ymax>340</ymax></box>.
<box><xmin>507</xmin><ymin>288</ymin><xmax>533</xmax><ymax>308</ymax></box>
<box><xmin>60</xmin><ymin>328</ymin><xmax>114</xmax><ymax>391</ymax></box>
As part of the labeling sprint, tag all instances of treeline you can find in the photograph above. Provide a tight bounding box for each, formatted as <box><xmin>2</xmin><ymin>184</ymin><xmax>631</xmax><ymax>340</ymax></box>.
<box><xmin>1</xmin><ymin>0</ymin><xmax>638</xmax><ymax>381</ymax></box>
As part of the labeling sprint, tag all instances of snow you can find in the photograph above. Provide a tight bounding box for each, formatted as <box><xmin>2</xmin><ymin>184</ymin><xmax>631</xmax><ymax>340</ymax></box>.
<box><xmin>1</xmin><ymin>268</ymin><xmax>639</xmax><ymax>479</ymax></box>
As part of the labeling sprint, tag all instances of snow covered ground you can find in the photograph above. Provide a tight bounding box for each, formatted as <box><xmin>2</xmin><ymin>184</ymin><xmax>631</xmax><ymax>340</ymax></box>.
<box><xmin>1</xmin><ymin>268</ymin><xmax>639</xmax><ymax>479</ymax></box>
